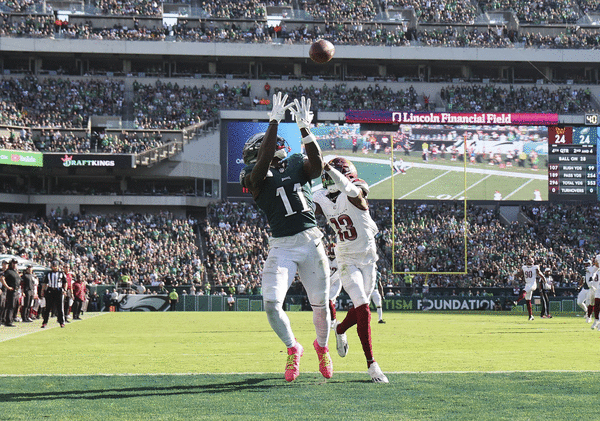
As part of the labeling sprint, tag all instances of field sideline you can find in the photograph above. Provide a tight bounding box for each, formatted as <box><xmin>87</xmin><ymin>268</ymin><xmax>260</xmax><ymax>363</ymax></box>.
<box><xmin>0</xmin><ymin>312</ymin><xmax>598</xmax><ymax>420</ymax></box>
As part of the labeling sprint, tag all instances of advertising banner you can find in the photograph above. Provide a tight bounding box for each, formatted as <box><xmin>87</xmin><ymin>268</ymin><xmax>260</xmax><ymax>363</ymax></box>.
<box><xmin>44</xmin><ymin>153</ymin><xmax>134</xmax><ymax>169</ymax></box>
<box><xmin>345</xmin><ymin>110</ymin><xmax>560</xmax><ymax>126</ymax></box>
<box><xmin>0</xmin><ymin>149</ymin><xmax>43</xmax><ymax>167</ymax></box>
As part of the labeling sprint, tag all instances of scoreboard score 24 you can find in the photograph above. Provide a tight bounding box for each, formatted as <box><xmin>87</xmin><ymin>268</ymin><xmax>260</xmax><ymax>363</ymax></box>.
<box><xmin>548</xmin><ymin>126</ymin><xmax>597</xmax><ymax>201</ymax></box>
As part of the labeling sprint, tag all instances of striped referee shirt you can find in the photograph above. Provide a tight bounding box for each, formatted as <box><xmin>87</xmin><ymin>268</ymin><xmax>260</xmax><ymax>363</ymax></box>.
<box><xmin>46</xmin><ymin>271</ymin><xmax>65</xmax><ymax>289</ymax></box>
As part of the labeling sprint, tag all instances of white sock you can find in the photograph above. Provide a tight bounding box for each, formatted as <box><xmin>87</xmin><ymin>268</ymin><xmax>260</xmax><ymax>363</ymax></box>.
<box><xmin>264</xmin><ymin>301</ymin><xmax>295</xmax><ymax>348</ymax></box>
<box><xmin>377</xmin><ymin>307</ymin><xmax>383</xmax><ymax>321</ymax></box>
<box><xmin>312</xmin><ymin>305</ymin><xmax>330</xmax><ymax>348</ymax></box>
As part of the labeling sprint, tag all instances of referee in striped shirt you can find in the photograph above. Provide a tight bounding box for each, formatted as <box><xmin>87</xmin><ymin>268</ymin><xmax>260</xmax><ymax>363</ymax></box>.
<box><xmin>41</xmin><ymin>261</ymin><xmax>67</xmax><ymax>328</ymax></box>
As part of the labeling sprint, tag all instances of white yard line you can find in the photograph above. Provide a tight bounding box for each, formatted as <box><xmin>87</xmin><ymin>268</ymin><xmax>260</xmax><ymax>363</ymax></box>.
<box><xmin>0</xmin><ymin>312</ymin><xmax>106</xmax><ymax>343</ymax></box>
<box><xmin>451</xmin><ymin>174</ymin><xmax>492</xmax><ymax>200</ymax></box>
<box><xmin>399</xmin><ymin>170</ymin><xmax>452</xmax><ymax>199</ymax></box>
<box><xmin>503</xmin><ymin>178</ymin><xmax>535</xmax><ymax>200</ymax></box>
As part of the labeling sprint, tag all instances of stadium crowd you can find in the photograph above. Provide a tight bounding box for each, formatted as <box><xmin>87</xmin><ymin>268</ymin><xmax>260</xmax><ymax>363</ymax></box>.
<box><xmin>385</xmin><ymin>0</ymin><xmax>478</xmax><ymax>23</ymax></box>
<box><xmin>0</xmin><ymin>76</ymin><xmax>123</xmax><ymax>128</ymax></box>
<box><xmin>442</xmin><ymin>84</ymin><xmax>595</xmax><ymax>113</ymax></box>
<box><xmin>202</xmin><ymin>200</ymin><xmax>593</xmax><ymax>296</ymax></box>
<box><xmin>479</xmin><ymin>0</ymin><xmax>579</xmax><ymax>24</ymax></box>
<box><xmin>4</xmin><ymin>6</ymin><xmax>600</xmax><ymax>50</ymax></box>
<box><xmin>1</xmin><ymin>200</ymin><xmax>597</xmax><ymax>312</ymax></box>
<box><xmin>1</xmin><ymin>76</ymin><xmax>596</xmax><ymax>155</ymax></box>
<box><xmin>0</xmin><ymin>212</ymin><xmax>208</xmax><ymax>292</ymax></box>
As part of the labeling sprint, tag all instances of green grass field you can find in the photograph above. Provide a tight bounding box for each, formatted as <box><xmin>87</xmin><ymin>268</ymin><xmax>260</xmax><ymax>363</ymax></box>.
<box><xmin>1</xmin><ymin>312</ymin><xmax>598</xmax><ymax>420</ymax></box>
<box><xmin>323</xmin><ymin>151</ymin><xmax>547</xmax><ymax>201</ymax></box>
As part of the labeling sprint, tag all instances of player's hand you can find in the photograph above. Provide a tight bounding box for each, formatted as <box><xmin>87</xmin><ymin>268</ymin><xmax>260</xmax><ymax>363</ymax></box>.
<box><xmin>267</xmin><ymin>92</ymin><xmax>291</xmax><ymax>123</ymax></box>
<box><xmin>291</xmin><ymin>96</ymin><xmax>314</xmax><ymax>129</ymax></box>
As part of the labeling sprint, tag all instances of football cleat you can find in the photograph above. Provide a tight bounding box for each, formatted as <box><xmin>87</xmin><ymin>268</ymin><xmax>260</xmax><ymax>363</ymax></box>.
<box><xmin>586</xmin><ymin>316</ymin><xmax>592</xmax><ymax>323</ymax></box>
<box><xmin>528</xmin><ymin>316</ymin><xmax>534</xmax><ymax>321</ymax></box>
<box><xmin>368</xmin><ymin>362</ymin><xmax>389</xmax><ymax>384</ymax></box>
<box><xmin>332</xmin><ymin>320</ymin><xmax>348</xmax><ymax>358</ymax></box>
<box><xmin>592</xmin><ymin>320</ymin><xmax>600</xmax><ymax>330</ymax></box>
<box><xmin>285</xmin><ymin>342</ymin><xmax>304</xmax><ymax>382</ymax></box>
<box><xmin>313</xmin><ymin>340</ymin><xmax>333</xmax><ymax>379</ymax></box>
<box><xmin>378</xmin><ymin>319</ymin><xmax>386</xmax><ymax>324</ymax></box>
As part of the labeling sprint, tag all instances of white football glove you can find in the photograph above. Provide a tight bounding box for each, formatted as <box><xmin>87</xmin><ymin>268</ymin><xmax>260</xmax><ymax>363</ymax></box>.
<box><xmin>291</xmin><ymin>96</ymin><xmax>314</xmax><ymax>130</ymax></box>
<box><xmin>267</xmin><ymin>92</ymin><xmax>291</xmax><ymax>123</ymax></box>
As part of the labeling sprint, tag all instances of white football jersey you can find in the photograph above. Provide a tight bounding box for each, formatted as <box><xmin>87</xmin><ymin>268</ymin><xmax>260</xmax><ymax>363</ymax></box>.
<box><xmin>585</xmin><ymin>265</ymin><xmax>597</xmax><ymax>286</ymax></box>
<box><xmin>522</xmin><ymin>264</ymin><xmax>539</xmax><ymax>285</ymax></box>
<box><xmin>314</xmin><ymin>189</ymin><xmax>378</xmax><ymax>265</ymax></box>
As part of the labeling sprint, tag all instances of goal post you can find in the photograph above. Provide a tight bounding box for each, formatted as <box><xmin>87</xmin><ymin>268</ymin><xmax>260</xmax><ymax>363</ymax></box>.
<box><xmin>391</xmin><ymin>133</ymin><xmax>468</xmax><ymax>276</ymax></box>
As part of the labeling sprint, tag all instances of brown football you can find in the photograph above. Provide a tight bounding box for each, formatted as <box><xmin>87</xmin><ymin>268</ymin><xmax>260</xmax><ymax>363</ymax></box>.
<box><xmin>309</xmin><ymin>39</ymin><xmax>335</xmax><ymax>64</ymax></box>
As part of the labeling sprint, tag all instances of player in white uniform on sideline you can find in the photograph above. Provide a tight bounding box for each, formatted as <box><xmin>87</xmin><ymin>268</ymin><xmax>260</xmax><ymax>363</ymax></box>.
<box><xmin>390</xmin><ymin>156</ymin><xmax>408</xmax><ymax>174</ymax></box>
<box><xmin>577</xmin><ymin>260</ymin><xmax>596</xmax><ymax>323</ymax></box>
<box><xmin>370</xmin><ymin>271</ymin><xmax>386</xmax><ymax>324</ymax></box>
<box><xmin>313</xmin><ymin>157</ymin><xmax>388</xmax><ymax>383</ymax></box>
<box><xmin>515</xmin><ymin>257</ymin><xmax>546</xmax><ymax>321</ymax></box>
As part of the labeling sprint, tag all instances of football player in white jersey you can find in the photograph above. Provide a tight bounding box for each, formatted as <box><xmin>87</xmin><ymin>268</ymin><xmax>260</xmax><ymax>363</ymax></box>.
<box><xmin>577</xmin><ymin>260</ymin><xmax>596</xmax><ymax>323</ymax></box>
<box><xmin>515</xmin><ymin>257</ymin><xmax>546</xmax><ymax>321</ymax></box>
<box><xmin>313</xmin><ymin>157</ymin><xmax>389</xmax><ymax>383</ymax></box>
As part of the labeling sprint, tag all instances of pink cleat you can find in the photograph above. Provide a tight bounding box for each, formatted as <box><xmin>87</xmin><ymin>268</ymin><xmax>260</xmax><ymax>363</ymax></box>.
<box><xmin>285</xmin><ymin>342</ymin><xmax>304</xmax><ymax>382</ymax></box>
<box><xmin>313</xmin><ymin>340</ymin><xmax>333</xmax><ymax>379</ymax></box>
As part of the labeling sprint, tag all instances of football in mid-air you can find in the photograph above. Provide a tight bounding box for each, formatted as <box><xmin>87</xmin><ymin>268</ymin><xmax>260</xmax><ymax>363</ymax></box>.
<box><xmin>309</xmin><ymin>39</ymin><xmax>335</xmax><ymax>64</ymax></box>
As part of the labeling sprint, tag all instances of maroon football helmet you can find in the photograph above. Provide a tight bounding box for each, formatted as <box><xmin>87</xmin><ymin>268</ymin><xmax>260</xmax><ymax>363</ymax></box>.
<box><xmin>322</xmin><ymin>157</ymin><xmax>358</xmax><ymax>194</ymax></box>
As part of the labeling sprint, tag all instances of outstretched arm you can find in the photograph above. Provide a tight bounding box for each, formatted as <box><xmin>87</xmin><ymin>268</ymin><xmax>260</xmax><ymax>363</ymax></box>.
<box><xmin>323</xmin><ymin>161</ymin><xmax>368</xmax><ymax>211</ymax></box>
<box><xmin>245</xmin><ymin>92</ymin><xmax>292</xmax><ymax>195</ymax></box>
<box><xmin>291</xmin><ymin>97</ymin><xmax>323</xmax><ymax>180</ymax></box>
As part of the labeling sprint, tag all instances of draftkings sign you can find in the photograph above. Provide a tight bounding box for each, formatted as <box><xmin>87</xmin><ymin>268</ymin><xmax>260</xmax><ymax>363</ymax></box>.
<box><xmin>44</xmin><ymin>153</ymin><xmax>134</xmax><ymax>169</ymax></box>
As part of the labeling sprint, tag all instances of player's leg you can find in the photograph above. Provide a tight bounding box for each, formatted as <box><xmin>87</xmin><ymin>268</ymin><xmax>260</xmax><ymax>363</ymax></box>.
<box><xmin>262</xmin><ymin>249</ymin><xmax>298</xmax><ymax>348</ymax></box>
<box><xmin>591</xmin><ymin>288</ymin><xmax>600</xmax><ymax>330</ymax></box>
<box><xmin>298</xmin><ymin>240</ymin><xmax>333</xmax><ymax>379</ymax></box>
<box><xmin>262</xmin><ymin>248</ymin><xmax>304</xmax><ymax>381</ymax></box>
<box><xmin>340</xmin><ymin>263</ymin><xmax>377</xmax><ymax>365</ymax></box>
<box><xmin>525</xmin><ymin>287</ymin><xmax>534</xmax><ymax>320</ymax></box>
<box><xmin>540</xmin><ymin>291</ymin><xmax>548</xmax><ymax>318</ymax></box>
<box><xmin>329</xmin><ymin>272</ymin><xmax>342</xmax><ymax>328</ymax></box>
<box><xmin>371</xmin><ymin>288</ymin><xmax>385</xmax><ymax>323</ymax></box>
<box><xmin>298</xmin><ymin>241</ymin><xmax>331</xmax><ymax>347</ymax></box>
<box><xmin>582</xmin><ymin>289</ymin><xmax>592</xmax><ymax>322</ymax></box>
<box><xmin>577</xmin><ymin>289</ymin><xmax>588</xmax><ymax>314</ymax></box>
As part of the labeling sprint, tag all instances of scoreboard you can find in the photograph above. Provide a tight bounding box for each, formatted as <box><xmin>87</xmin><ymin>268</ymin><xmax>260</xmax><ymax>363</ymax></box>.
<box><xmin>548</xmin><ymin>126</ymin><xmax>597</xmax><ymax>201</ymax></box>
